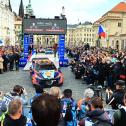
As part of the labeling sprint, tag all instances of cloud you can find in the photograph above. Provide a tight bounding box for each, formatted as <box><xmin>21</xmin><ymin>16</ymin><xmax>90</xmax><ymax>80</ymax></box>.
<box><xmin>31</xmin><ymin>0</ymin><xmax>108</xmax><ymax>24</ymax></box>
<box><xmin>62</xmin><ymin>0</ymin><xmax>108</xmax><ymax>24</ymax></box>
<box><xmin>10</xmin><ymin>0</ymin><xmax>119</xmax><ymax>24</ymax></box>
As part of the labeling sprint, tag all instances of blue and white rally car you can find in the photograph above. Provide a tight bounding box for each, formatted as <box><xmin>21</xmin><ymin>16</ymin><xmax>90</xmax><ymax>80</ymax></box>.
<box><xmin>30</xmin><ymin>58</ymin><xmax>64</xmax><ymax>87</ymax></box>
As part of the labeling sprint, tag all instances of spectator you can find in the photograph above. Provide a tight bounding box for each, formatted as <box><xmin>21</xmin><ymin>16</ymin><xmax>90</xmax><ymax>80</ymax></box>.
<box><xmin>0</xmin><ymin>45</ymin><xmax>23</xmax><ymax>73</ymax></box>
<box><xmin>14</xmin><ymin>51</ymin><xmax>21</xmax><ymax>71</ymax></box>
<box><xmin>3</xmin><ymin>99</ymin><xmax>27</xmax><ymax>126</ymax></box>
<box><xmin>60</xmin><ymin>89</ymin><xmax>77</xmax><ymax>126</ymax></box>
<box><xmin>112</xmin><ymin>91</ymin><xmax>126</xmax><ymax>126</ymax></box>
<box><xmin>2</xmin><ymin>51</ymin><xmax>9</xmax><ymax>72</ymax></box>
<box><xmin>119</xmin><ymin>57</ymin><xmax>126</xmax><ymax>82</ymax></box>
<box><xmin>77</xmin><ymin>88</ymin><xmax>94</xmax><ymax>120</ymax></box>
<box><xmin>61</xmin><ymin>89</ymin><xmax>76</xmax><ymax>105</ymax></box>
<box><xmin>8</xmin><ymin>51</ymin><xmax>14</xmax><ymax>71</ymax></box>
<box><xmin>79</xmin><ymin>97</ymin><xmax>111</xmax><ymax>126</ymax></box>
<box><xmin>50</xmin><ymin>86</ymin><xmax>61</xmax><ymax>98</ymax></box>
<box><xmin>34</xmin><ymin>85</ymin><xmax>45</xmax><ymax>96</ymax></box>
<box><xmin>28</xmin><ymin>44</ymin><xmax>33</xmax><ymax>55</ymax></box>
<box><xmin>106</xmin><ymin>80</ymin><xmax>125</xmax><ymax>109</ymax></box>
<box><xmin>30</xmin><ymin>85</ymin><xmax>45</xmax><ymax>104</ymax></box>
<box><xmin>78</xmin><ymin>88</ymin><xmax>94</xmax><ymax>110</ymax></box>
<box><xmin>112</xmin><ymin>61</ymin><xmax>122</xmax><ymax>83</ymax></box>
<box><xmin>0</xmin><ymin>91</ymin><xmax>7</xmax><ymax>125</ymax></box>
<box><xmin>3</xmin><ymin>85</ymin><xmax>28</xmax><ymax>106</ymax></box>
<box><xmin>84</xmin><ymin>43</ymin><xmax>90</xmax><ymax>50</ymax></box>
<box><xmin>53</xmin><ymin>43</ymin><xmax>58</xmax><ymax>57</ymax></box>
<box><xmin>0</xmin><ymin>54</ymin><xmax>4</xmax><ymax>74</ymax></box>
<box><xmin>31</xmin><ymin>94</ymin><xmax>61</xmax><ymax>126</ymax></box>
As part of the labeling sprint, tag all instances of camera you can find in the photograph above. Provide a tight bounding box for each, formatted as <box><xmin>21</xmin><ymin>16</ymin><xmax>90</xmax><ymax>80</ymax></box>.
<box><xmin>20</xmin><ymin>87</ymin><xmax>24</xmax><ymax>95</ymax></box>
<box><xmin>86</xmin><ymin>102</ymin><xmax>91</xmax><ymax>111</ymax></box>
<box><xmin>13</xmin><ymin>85</ymin><xmax>25</xmax><ymax>96</ymax></box>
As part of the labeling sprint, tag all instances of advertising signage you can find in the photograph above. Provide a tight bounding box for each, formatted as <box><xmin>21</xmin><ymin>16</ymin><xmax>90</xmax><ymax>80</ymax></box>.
<box><xmin>23</xmin><ymin>18</ymin><xmax>67</xmax><ymax>35</ymax></box>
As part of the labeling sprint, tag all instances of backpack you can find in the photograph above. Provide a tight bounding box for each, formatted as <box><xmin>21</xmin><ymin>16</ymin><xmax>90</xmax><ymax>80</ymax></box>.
<box><xmin>85</xmin><ymin>118</ymin><xmax>113</xmax><ymax>126</ymax></box>
<box><xmin>119</xmin><ymin>108</ymin><xmax>126</xmax><ymax>126</ymax></box>
<box><xmin>61</xmin><ymin>99</ymin><xmax>77</xmax><ymax>126</ymax></box>
<box><xmin>3</xmin><ymin>93</ymin><xmax>14</xmax><ymax>107</ymax></box>
<box><xmin>93</xmin><ymin>120</ymin><xmax>113</xmax><ymax>126</ymax></box>
<box><xmin>114</xmin><ymin>108</ymin><xmax>126</xmax><ymax>126</ymax></box>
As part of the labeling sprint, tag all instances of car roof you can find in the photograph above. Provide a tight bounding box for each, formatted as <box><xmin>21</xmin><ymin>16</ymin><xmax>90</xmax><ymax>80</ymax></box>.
<box><xmin>32</xmin><ymin>58</ymin><xmax>49</xmax><ymax>62</ymax></box>
<box><xmin>35</xmin><ymin>59</ymin><xmax>53</xmax><ymax>65</ymax></box>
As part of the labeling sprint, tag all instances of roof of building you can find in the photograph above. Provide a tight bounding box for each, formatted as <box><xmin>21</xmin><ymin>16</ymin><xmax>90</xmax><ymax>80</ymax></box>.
<box><xmin>67</xmin><ymin>24</ymin><xmax>78</xmax><ymax>28</ymax></box>
<box><xmin>110</xmin><ymin>2</ymin><xmax>126</xmax><ymax>13</ymax></box>
<box><xmin>94</xmin><ymin>2</ymin><xmax>126</xmax><ymax>24</ymax></box>
<box><xmin>109</xmin><ymin>33</ymin><xmax>126</xmax><ymax>37</ymax></box>
<box><xmin>67</xmin><ymin>22</ymin><xmax>93</xmax><ymax>29</ymax></box>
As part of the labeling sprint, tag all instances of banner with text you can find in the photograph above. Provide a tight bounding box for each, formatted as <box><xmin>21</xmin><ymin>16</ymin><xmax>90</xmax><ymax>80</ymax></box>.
<box><xmin>23</xmin><ymin>18</ymin><xmax>67</xmax><ymax>35</ymax></box>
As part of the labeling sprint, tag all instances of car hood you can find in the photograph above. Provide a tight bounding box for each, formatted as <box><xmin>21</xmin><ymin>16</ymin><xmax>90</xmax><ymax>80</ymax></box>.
<box><xmin>39</xmin><ymin>70</ymin><xmax>55</xmax><ymax>79</ymax></box>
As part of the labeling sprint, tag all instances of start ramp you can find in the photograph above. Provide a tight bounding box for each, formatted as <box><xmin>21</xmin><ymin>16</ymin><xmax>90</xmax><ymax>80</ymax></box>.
<box><xmin>23</xmin><ymin>53</ymin><xmax>59</xmax><ymax>71</ymax></box>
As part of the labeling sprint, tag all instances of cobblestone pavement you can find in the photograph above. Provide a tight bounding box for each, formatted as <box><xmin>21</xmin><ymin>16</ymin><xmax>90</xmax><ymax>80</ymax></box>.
<box><xmin>0</xmin><ymin>67</ymin><xmax>87</xmax><ymax>101</ymax></box>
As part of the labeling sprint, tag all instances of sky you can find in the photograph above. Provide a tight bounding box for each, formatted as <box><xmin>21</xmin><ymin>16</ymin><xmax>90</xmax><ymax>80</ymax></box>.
<box><xmin>10</xmin><ymin>0</ymin><xmax>123</xmax><ymax>24</ymax></box>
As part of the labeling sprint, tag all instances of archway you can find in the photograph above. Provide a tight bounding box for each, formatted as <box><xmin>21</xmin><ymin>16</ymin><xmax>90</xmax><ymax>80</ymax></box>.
<box><xmin>20</xmin><ymin>18</ymin><xmax>68</xmax><ymax>67</ymax></box>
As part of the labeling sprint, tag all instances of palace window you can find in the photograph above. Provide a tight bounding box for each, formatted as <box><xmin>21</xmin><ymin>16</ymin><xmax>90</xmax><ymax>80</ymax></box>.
<box><xmin>118</xmin><ymin>22</ymin><xmax>121</xmax><ymax>27</ymax></box>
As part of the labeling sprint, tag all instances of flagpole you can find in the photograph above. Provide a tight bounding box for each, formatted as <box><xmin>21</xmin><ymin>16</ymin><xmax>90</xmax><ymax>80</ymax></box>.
<box><xmin>98</xmin><ymin>24</ymin><xmax>106</xmax><ymax>48</ymax></box>
<box><xmin>97</xmin><ymin>35</ymin><xmax>101</xmax><ymax>48</ymax></box>
<box><xmin>106</xmin><ymin>34</ymin><xmax>109</xmax><ymax>48</ymax></box>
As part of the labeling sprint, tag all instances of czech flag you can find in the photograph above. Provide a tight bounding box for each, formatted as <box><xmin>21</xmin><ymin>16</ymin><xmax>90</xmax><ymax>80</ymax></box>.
<box><xmin>98</xmin><ymin>25</ymin><xmax>106</xmax><ymax>38</ymax></box>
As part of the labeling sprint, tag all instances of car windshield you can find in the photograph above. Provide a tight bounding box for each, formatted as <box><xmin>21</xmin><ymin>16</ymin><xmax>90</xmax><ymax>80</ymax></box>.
<box><xmin>35</xmin><ymin>63</ymin><xmax>56</xmax><ymax>71</ymax></box>
<box><xmin>46</xmin><ymin>49</ymin><xmax>53</xmax><ymax>51</ymax></box>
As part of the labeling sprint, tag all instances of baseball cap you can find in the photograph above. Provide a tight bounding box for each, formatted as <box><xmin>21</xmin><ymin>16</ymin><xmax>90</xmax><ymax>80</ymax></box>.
<box><xmin>114</xmin><ymin>80</ymin><xmax>125</xmax><ymax>86</ymax></box>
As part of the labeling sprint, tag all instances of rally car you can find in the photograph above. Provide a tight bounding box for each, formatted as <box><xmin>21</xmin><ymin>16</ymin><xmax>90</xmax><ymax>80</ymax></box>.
<box><xmin>30</xmin><ymin>58</ymin><xmax>64</xmax><ymax>87</ymax></box>
<box><xmin>45</xmin><ymin>48</ymin><xmax>54</xmax><ymax>54</ymax></box>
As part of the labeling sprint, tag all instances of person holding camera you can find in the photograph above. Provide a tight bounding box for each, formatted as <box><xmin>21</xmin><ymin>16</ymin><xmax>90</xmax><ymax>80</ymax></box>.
<box><xmin>14</xmin><ymin>51</ymin><xmax>21</xmax><ymax>71</ymax></box>
<box><xmin>77</xmin><ymin>88</ymin><xmax>94</xmax><ymax>120</ymax></box>
<box><xmin>3</xmin><ymin>85</ymin><xmax>28</xmax><ymax>107</ymax></box>
<box><xmin>79</xmin><ymin>97</ymin><xmax>111</xmax><ymax>126</ymax></box>
<box><xmin>106</xmin><ymin>80</ymin><xmax>125</xmax><ymax>109</ymax></box>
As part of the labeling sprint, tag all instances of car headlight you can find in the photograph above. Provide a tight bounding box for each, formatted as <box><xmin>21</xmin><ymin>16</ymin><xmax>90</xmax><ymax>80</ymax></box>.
<box><xmin>54</xmin><ymin>72</ymin><xmax>60</xmax><ymax>79</ymax></box>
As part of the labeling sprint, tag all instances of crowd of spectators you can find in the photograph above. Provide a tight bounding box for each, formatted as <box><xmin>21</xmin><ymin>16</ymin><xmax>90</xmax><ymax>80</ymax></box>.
<box><xmin>0</xmin><ymin>45</ymin><xmax>126</xmax><ymax>126</ymax></box>
<box><xmin>0</xmin><ymin>81</ymin><xmax>125</xmax><ymax>126</ymax></box>
<box><xmin>0</xmin><ymin>46</ymin><xmax>22</xmax><ymax>74</ymax></box>
<box><xmin>68</xmin><ymin>45</ymin><xmax>126</xmax><ymax>89</ymax></box>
